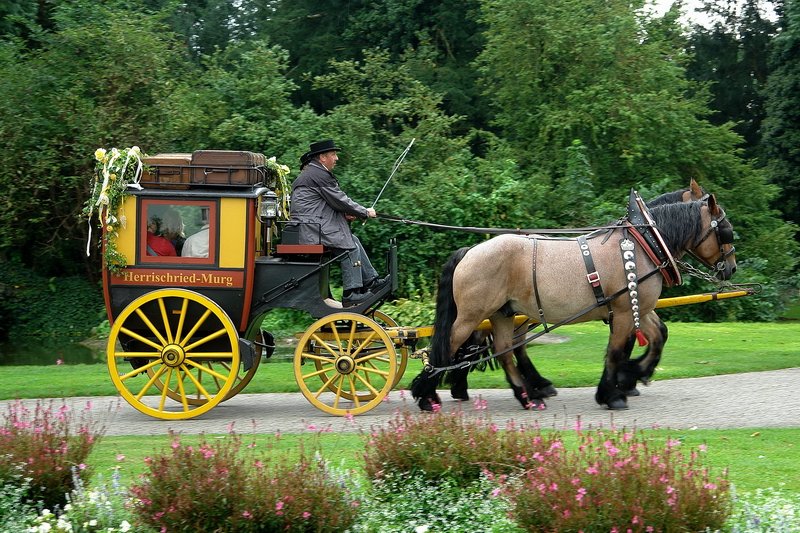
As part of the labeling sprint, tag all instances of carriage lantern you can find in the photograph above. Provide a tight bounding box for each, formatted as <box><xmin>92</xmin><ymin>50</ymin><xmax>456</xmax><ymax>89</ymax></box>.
<box><xmin>259</xmin><ymin>189</ymin><xmax>279</xmax><ymax>255</ymax></box>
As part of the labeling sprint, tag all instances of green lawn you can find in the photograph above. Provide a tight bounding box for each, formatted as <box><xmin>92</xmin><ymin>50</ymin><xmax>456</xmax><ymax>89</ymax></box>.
<box><xmin>86</xmin><ymin>428</ymin><xmax>799</xmax><ymax>495</ymax></box>
<box><xmin>1</xmin><ymin>321</ymin><xmax>797</xmax><ymax>399</ymax></box>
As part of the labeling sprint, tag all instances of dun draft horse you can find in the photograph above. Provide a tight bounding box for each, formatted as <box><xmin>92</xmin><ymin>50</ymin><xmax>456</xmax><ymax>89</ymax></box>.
<box><xmin>443</xmin><ymin>179</ymin><xmax>711</xmax><ymax>405</ymax></box>
<box><xmin>411</xmin><ymin>192</ymin><xmax>736</xmax><ymax>411</ymax></box>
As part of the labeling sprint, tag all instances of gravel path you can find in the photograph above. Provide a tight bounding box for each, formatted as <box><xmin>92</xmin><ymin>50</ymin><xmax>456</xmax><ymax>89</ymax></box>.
<box><xmin>5</xmin><ymin>368</ymin><xmax>798</xmax><ymax>436</ymax></box>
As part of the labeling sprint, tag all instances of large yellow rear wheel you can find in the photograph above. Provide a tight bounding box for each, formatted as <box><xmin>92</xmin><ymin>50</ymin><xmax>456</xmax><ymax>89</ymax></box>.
<box><xmin>107</xmin><ymin>289</ymin><xmax>240</xmax><ymax>420</ymax></box>
<box><xmin>294</xmin><ymin>312</ymin><xmax>396</xmax><ymax>416</ymax></box>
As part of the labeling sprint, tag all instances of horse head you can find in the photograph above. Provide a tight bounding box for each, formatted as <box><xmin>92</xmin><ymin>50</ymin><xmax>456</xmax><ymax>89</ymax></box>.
<box><xmin>691</xmin><ymin>194</ymin><xmax>737</xmax><ymax>280</ymax></box>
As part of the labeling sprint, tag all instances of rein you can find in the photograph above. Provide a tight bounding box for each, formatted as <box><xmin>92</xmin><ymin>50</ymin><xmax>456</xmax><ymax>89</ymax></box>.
<box><xmin>377</xmin><ymin>213</ymin><xmax>628</xmax><ymax>235</ymax></box>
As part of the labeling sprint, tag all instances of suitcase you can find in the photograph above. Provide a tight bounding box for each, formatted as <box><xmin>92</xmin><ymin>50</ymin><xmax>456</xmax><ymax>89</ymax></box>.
<box><xmin>190</xmin><ymin>150</ymin><xmax>267</xmax><ymax>186</ymax></box>
<box><xmin>140</xmin><ymin>153</ymin><xmax>192</xmax><ymax>188</ymax></box>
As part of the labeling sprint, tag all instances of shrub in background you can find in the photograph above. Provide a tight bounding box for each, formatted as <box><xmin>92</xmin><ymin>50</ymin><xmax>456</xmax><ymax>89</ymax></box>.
<box><xmin>0</xmin><ymin>400</ymin><xmax>105</xmax><ymax>509</ymax></box>
<box><xmin>129</xmin><ymin>432</ymin><xmax>358</xmax><ymax>532</ymax></box>
<box><xmin>362</xmin><ymin>410</ymin><xmax>562</xmax><ymax>484</ymax></box>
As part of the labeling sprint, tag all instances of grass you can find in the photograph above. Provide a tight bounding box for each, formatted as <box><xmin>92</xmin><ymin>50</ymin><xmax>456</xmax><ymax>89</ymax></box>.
<box><xmin>3</xmin><ymin>321</ymin><xmax>798</xmax><ymax>501</ymax></box>
<box><xmin>86</xmin><ymin>427</ymin><xmax>800</xmax><ymax>495</ymax></box>
<box><xmin>1</xmin><ymin>321</ymin><xmax>797</xmax><ymax>399</ymax></box>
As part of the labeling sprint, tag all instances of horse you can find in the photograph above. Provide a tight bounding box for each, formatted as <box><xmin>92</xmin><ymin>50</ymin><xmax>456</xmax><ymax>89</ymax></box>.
<box><xmin>411</xmin><ymin>192</ymin><xmax>736</xmax><ymax>411</ymax></box>
<box><xmin>442</xmin><ymin>179</ymin><xmax>711</xmax><ymax>405</ymax></box>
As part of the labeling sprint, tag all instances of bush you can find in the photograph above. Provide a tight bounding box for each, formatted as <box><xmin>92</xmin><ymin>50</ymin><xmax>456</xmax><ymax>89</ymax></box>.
<box><xmin>0</xmin><ymin>400</ymin><xmax>106</xmax><ymax>509</ymax></box>
<box><xmin>728</xmin><ymin>488</ymin><xmax>800</xmax><ymax>532</ymax></box>
<box><xmin>502</xmin><ymin>428</ymin><xmax>731</xmax><ymax>532</ymax></box>
<box><xmin>0</xmin><ymin>468</ymin><xmax>34</xmax><ymax>533</ymax></box>
<box><xmin>352</xmin><ymin>473</ymin><xmax>522</xmax><ymax>533</ymax></box>
<box><xmin>362</xmin><ymin>410</ymin><xmax>564</xmax><ymax>485</ymax></box>
<box><xmin>129</xmin><ymin>432</ymin><xmax>358</xmax><ymax>532</ymax></box>
<box><xmin>363</xmin><ymin>409</ymin><xmax>731</xmax><ymax>531</ymax></box>
<box><xmin>26</xmin><ymin>467</ymin><xmax>144</xmax><ymax>532</ymax></box>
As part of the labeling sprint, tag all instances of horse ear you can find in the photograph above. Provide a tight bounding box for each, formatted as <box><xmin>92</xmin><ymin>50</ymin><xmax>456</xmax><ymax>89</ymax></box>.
<box><xmin>707</xmin><ymin>193</ymin><xmax>720</xmax><ymax>215</ymax></box>
<box><xmin>690</xmin><ymin>178</ymin><xmax>703</xmax><ymax>199</ymax></box>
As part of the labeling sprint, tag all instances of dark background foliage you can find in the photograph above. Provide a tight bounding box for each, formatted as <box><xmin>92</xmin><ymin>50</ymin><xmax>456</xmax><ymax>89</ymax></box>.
<box><xmin>0</xmin><ymin>0</ymin><xmax>798</xmax><ymax>338</ymax></box>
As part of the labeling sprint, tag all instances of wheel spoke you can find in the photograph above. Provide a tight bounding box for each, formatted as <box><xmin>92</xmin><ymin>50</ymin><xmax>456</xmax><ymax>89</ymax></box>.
<box><xmin>174</xmin><ymin>297</ymin><xmax>189</xmax><ymax>344</ymax></box>
<box><xmin>353</xmin><ymin>371</ymin><xmax>383</xmax><ymax>395</ymax></box>
<box><xmin>185</xmin><ymin>358</ymin><xmax>231</xmax><ymax>381</ymax></box>
<box><xmin>118</xmin><ymin>359</ymin><xmax>161</xmax><ymax>381</ymax></box>
<box><xmin>181</xmin><ymin>363</ymin><xmax>213</xmax><ymax>400</ymax></box>
<box><xmin>133</xmin><ymin>307</ymin><xmax>169</xmax><ymax>347</ymax></box>
<box><xmin>120</xmin><ymin>326</ymin><xmax>164</xmax><ymax>351</ymax></box>
<box><xmin>134</xmin><ymin>365</ymin><xmax>167</xmax><ymax>398</ymax></box>
<box><xmin>183</xmin><ymin>327</ymin><xmax>228</xmax><ymax>352</ymax></box>
<box><xmin>180</xmin><ymin>308</ymin><xmax>212</xmax><ymax>346</ymax></box>
<box><xmin>158</xmin><ymin>367</ymin><xmax>172</xmax><ymax>410</ymax></box>
<box><xmin>157</xmin><ymin>298</ymin><xmax>173</xmax><ymax>344</ymax></box>
<box><xmin>176</xmin><ymin>368</ymin><xmax>190</xmax><ymax>411</ymax></box>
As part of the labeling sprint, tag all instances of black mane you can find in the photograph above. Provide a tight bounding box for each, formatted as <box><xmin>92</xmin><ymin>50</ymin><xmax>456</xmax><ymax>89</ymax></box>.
<box><xmin>647</xmin><ymin>201</ymin><xmax>705</xmax><ymax>254</ymax></box>
<box><xmin>646</xmin><ymin>189</ymin><xmax>688</xmax><ymax>208</ymax></box>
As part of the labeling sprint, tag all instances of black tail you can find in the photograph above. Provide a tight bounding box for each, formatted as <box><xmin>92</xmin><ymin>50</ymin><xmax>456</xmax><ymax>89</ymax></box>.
<box><xmin>430</xmin><ymin>246</ymin><xmax>471</xmax><ymax>368</ymax></box>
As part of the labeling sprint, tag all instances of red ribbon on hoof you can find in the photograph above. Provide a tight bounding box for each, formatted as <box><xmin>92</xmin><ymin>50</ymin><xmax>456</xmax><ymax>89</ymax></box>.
<box><xmin>635</xmin><ymin>329</ymin><xmax>648</xmax><ymax>346</ymax></box>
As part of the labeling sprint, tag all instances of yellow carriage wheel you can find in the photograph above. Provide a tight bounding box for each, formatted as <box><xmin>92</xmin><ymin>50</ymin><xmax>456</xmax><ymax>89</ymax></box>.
<box><xmin>294</xmin><ymin>312</ymin><xmax>397</xmax><ymax>416</ymax></box>
<box><xmin>307</xmin><ymin>310</ymin><xmax>406</xmax><ymax>401</ymax></box>
<box><xmin>107</xmin><ymin>289</ymin><xmax>240</xmax><ymax>420</ymax></box>
<box><xmin>148</xmin><ymin>330</ymin><xmax>263</xmax><ymax>405</ymax></box>
<box><xmin>369</xmin><ymin>310</ymin><xmax>408</xmax><ymax>390</ymax></box>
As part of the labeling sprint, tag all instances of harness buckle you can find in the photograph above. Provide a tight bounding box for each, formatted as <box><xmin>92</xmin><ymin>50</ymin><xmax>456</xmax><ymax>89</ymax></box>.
<box><xmin>586</xmin><ymin>271</ymin><xmax>601</xmax><ymax>287</ymax></box>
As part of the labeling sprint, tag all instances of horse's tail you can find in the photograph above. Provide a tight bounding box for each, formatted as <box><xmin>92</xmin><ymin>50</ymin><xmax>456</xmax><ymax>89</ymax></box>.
<box><xmin>430</xmin><ymin>246</ymin><xmax>471</xmax><ymax>368</ymax></box>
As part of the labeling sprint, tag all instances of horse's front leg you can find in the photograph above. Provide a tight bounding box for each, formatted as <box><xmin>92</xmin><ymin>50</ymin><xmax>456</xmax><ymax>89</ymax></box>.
<box><xmin>595</xmin><ymin>328</ymin><xmax>631</xmax><ymax>410</ymax></box>
<box><xmin>617</xmin><ymin>312</ymin><xmax>668</xmax><ymax>395</ymax></box>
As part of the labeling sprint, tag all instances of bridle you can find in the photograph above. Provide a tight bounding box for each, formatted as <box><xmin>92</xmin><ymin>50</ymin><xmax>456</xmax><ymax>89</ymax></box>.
<box><xmin>689</xmin><ymin>205</ymin><xmax>735</xmax><ymax>276</ymax></box>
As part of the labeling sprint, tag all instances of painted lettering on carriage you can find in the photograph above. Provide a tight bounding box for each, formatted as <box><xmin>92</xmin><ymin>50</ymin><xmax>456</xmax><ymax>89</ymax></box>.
<box><xmin>112</xmin><ymin>269</ymin><xmax>244</xmax><ymax>288</ymax></box>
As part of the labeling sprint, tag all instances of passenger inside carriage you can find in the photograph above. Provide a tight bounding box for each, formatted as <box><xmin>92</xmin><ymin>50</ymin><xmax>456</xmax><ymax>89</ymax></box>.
<box><xmin>146</xmin><ymin>214</ymin><xmax>177</xmax><ymax>256</ymax></box>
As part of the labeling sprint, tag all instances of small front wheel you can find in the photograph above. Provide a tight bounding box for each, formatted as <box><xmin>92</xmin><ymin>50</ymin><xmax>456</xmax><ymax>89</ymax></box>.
<box><xmin>294</xmin><ymin>312</ymin><xmax>397</xmax><ymax>416</ymax></box>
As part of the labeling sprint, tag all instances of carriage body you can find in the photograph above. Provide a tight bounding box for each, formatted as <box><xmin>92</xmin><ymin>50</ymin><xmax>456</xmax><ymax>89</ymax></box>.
<box><xmin>101</xmin><ymin>153</ymin><xmax>401</xmax><ymax>420</ymax></box>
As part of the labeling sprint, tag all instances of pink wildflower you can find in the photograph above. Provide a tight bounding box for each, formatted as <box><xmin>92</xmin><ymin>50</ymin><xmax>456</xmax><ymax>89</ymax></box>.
<box><xmin>303</xmin><ymin>511</ymin><xmax>311</xmax><ymax>519</ymax></box>
<box><xmin>242</xmin><ymin>510</ymin><xmax>252</xmax><ymax>519</ymax></box>
<box><xmin>345</xmin><ymin>412</ymin><xmax>355</xmax><ymax>422</ymax></box>
<box><xmin>704</xmin><ymin>483</ymin><xmax>718</xmax><ymax>490</ymax></box>
<box><xmin>56</xmin><ymin>359</ymin><xmax>63</xmax><ymax>365</ymax></box>
<box><xmin>698</xmin><ymin>444</ymin><xmax>708</xmax><ymax>452</ymax></box>
<box><xmin>276</xmin><ymin>500</ymin><xmax>284</xmax><ymax>511</ymax></box>
<box><xmin>116</xmin><ymin>454</ymin><xmax>126</xmax><ymax>461</ymax></box>
<box><xmin>666</xmin><ymin>438</ymin><xmax>681</xmax><ymax>448</ymax></box>
<box><xmin>575</xmin><ymin>487</ymin><xmax>587</xmax><ymax>501</ymax></box>
<box><xmin>586</xmin><ymin>464</ymin><xmax>599</xmax><ymax>475</ymax></box>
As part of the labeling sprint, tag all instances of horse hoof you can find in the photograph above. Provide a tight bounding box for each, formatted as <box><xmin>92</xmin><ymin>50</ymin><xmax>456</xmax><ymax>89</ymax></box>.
<box><xmin>540</xmin><ymin>385</ymin><xmax>558</xmax><ymax>398</ymax></box>
<box><xmin>526</xmin><ymin>398</ymin><xmax>546</xmax><ymax>410</ymax></box>
<box><xmin>607</xmin><ymin>398</ymin><xmax>628</xmax><ymax>410</ymax></box>
<box><xmin>451</xmin><ymin>391</ymin><xmax>470</xmax><ymax>401</ymax></box>
<box><xmin>418</xmin><ymin>396</ymin><xmax>441</xmax><ymax>412</ymax></box>
<box><xmin>625</xmin><ymin>387</ymin><xmax>641</xmax><ymax>397</ymax></box>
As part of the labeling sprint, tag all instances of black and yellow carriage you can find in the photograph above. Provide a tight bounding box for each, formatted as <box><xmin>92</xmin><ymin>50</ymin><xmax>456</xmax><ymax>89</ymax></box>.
<box><xmin>95</xmin><ymin>149</ymin><xmax>417</xmax><ymax>420</ymax></box>
<box><xmin>92</xmin><ymin>148</ymin><xmax>754</xmax><ymax>420</ymax></box>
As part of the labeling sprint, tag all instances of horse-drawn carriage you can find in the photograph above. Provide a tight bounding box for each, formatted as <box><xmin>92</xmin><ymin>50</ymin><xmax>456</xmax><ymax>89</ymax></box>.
<box><xmin>91</xmin><ymin>147</ymin><xmax>752</xmax><ymax>420</ymax></box>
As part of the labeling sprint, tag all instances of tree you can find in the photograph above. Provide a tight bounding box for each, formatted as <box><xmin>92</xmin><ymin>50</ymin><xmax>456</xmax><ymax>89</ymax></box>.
<box><xmin>0</xmin><ymin>1</ymin><xmax>185</xmax><ymax>275</ymax></box>
<box><xmin>686</xmin><ymin>0</ymin><xmax>778</xmax><ymax>157</ymax></box>
<box><xmin>761</xmin><ymin>0</ymin><xmax>800</xmax><ymax>227</ymax></box>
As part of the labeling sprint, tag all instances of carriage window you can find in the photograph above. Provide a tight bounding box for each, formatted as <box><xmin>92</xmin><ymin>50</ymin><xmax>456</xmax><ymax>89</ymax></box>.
<box><xmin>141</xmin><ymin>200</ymin><xmax>217</xmax><ymax>264</ymax></box>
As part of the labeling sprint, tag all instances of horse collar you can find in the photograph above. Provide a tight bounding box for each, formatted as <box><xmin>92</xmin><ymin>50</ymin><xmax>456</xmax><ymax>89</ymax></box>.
<box><xmin>626</xmin><ymin>190</ymin><xmax>682</xmax><ymax>287</ymax></box>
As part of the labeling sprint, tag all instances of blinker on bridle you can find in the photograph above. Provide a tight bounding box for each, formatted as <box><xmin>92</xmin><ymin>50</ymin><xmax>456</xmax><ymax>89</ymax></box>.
<box><xmin>690</xmin><ymin>206</ymin><xmax>735</xmax><ymax>275</ymax></box>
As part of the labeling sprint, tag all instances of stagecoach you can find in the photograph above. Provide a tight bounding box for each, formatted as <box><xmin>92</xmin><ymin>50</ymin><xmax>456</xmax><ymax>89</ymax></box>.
<box><xmin>92</xmin><ymin>148</ymin><xmax>754</xmax><ymax>420</ymax></box>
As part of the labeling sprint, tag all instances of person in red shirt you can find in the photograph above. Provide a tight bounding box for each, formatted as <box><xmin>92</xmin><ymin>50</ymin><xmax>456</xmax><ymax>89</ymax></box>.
<box><xmin>146</xmin><ymin>216</ymin><xmax>177</xmax><ymax>256</ymax></box>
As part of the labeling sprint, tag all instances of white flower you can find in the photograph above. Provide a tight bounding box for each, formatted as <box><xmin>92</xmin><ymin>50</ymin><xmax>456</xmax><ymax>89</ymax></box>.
<box><xmin>119</xmin><ymin>521</ymin><xmax>131</xmax><ymax>532</ymax></box>
<box><xmin>415</xmin><ymin>526</ymin><xmax>430</xmax><ymax>533</ymax></box>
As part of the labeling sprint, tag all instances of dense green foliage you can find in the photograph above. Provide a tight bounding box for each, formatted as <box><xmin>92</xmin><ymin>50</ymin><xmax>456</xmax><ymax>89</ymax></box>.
<box><xmin>0</xmin><ymin>0</ymin><xmax>797</xmax><ymax>333</ymax></box>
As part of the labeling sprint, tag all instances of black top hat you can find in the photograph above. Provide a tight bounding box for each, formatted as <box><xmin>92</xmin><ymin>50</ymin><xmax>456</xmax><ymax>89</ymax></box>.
<box><xmin>300</xmin><ymin>139</ymin><xmax>342</xmax><ymax>166</ymax></box>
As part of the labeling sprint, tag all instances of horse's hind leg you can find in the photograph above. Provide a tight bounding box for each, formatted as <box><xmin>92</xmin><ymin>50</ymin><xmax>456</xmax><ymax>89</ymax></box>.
<box><xmin>493</xmin><ymin>317</ymin><xmax>545</xmax><ymax>409</ymax></box>
<box><xmin>617</xmin><ymin>313</ymin><xmax>668</xmax><ymax>395</ymax></box>
<box><xmin>514</xmin><ymin>346</ymin><xmax>557</xmax><ymax>398</ymax></box>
